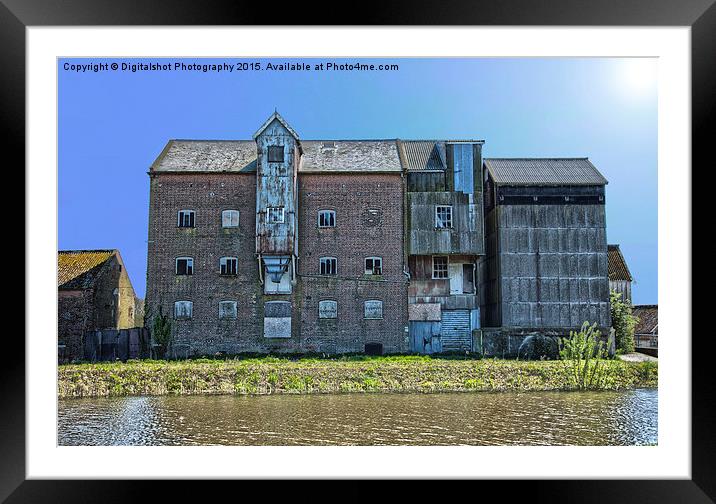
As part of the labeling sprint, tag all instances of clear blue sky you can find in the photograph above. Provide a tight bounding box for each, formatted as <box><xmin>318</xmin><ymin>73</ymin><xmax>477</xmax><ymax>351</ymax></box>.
<box><xmin>59</xmin><ymin>57</ymin><xmax>657</xmax><ymax>304</ymax></box>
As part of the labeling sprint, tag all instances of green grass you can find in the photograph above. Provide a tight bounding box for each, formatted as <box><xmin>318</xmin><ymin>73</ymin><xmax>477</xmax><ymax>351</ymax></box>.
<box><xmin>58</xmin><ymin>355</ymin><xmax>657</xmax><ymax>399</ymax></box>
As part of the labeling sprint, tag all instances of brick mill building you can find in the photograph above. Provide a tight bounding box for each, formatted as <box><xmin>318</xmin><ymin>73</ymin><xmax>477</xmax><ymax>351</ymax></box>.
<box><xmin>145</xmin><ymin>112</ymin><xmax>611</xmax><ymax>356</ymax></box>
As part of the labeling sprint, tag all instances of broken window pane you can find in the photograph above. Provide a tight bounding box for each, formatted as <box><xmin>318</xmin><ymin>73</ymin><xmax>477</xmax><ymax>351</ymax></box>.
<box><xmin>433</xmin><ymin>256</ymin><xmax>448</xmax><ymax>279</ymax></box>
<box><xmin>219</xmin><ymin>257</ymin><xmax>238</xmax><ymax>276</ymax></box>
<box><xmin>365</xmin><ymin>257</ymin><xmax>383</xmax><ymax>275</ymax></box>
<box><xmin>268</xmin><ymin>145</ymin><xmax>284</xmax><ymax>163</ymax></box>
<box><xmin>435</xmin><ymin>205</ymin><xmax>453</xmax><ymax>229</ymax></box>
<box><xmin>174</xmin><ymin>301</ymin><xmax>193</xmax><ymax>319</ymax></box>
<box><xmin>319</xmin><ymin>257</ymin><xmax>337</xmax><ymax>276</ymax></box>
<box><xmin>364</xmin><ymin>300</ymin><xmax>383</xmax><ymax>319</ymax></box>
<box><xmin>222</xmin><ymin>210</ymin><xmax>239</xmax><ymax>228</ymax></box>
<box><xmin>318</xmin><ymin>300</ymin><xmax>337</xmax><ymax>319</ymax></box>
<box><xmin>318</xmin><ymin>210</ymin><xmax>336</xmax><ymax>228</ymax></box>
<box><xmin>176</xmin><ymin>257</ymin><xmax>194</xmax><ymax>275</ymax></box>
<box><xmin>178</xmin><ymin>210</ymin><xmax>195</xmax><ymax>228</ymax></box>
<box><xmin>218</xmin><ymin>301</ymin><xmax>237</xmax><ymax>319</ymax></box>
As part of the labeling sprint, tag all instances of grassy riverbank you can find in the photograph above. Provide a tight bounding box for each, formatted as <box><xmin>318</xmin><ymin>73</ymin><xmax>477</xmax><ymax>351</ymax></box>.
<box><xmin>58</xmin><ymin>356</ymin><xmax>657</xmax><ymax>399</ymax></box>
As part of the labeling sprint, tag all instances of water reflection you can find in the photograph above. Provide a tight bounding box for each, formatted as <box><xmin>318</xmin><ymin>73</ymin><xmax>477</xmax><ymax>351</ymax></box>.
<box><xmin>58</xmin><ymin>389</ymin><xmax>657</xmax><ymax>446</ymax></box>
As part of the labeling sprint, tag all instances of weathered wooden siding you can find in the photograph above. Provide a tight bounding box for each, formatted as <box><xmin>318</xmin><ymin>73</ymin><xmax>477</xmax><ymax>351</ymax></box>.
<box><xmin>255</xmin><ymin>118</ymin><xmax>298</xmax><ymax>255</ymax></box>
<box><xmin>609</xmin><ymin>279</ymin><xmax>632</xmax><ymax>304</ymax></box>
<box><xmin>495</xmin><ymin>203</ymin><xmax>611</xmax><ymax>329</ymax></box>
<box><xmin>407</xmin><ymin>191</ymin><xmax>484</xmax><ymax>255</ymax></box>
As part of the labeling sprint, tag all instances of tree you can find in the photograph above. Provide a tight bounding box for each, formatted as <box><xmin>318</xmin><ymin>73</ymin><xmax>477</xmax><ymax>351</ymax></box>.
<box><xmin>610</xmin><ymin>290</ymin><xmax>638</xmax><ymax>353</ymax></box>
<box><xmin>150</xmin><ymin>305</ymin><xmax>172</xmax><ymax>359</ymax></box>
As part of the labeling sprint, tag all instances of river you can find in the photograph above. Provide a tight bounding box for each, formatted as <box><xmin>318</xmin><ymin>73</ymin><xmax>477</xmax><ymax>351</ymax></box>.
<box><xmin>58</xmin><ymin>389</ymin><xmax>657</xmax><ymax>446</ymax></box>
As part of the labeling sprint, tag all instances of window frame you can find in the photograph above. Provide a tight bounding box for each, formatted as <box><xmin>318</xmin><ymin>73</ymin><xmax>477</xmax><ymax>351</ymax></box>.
<box><xmin>266</xmin><ymin>207</ymin><xmax>285</xmax><ymax>224</ymax></box>
<box><xmin>319</xmin><ymin>257</ymin><xmax>337</xmax><ymax>276</ymax></box>
<box><xmin>435</xmin><ymin>205</ymin><xmax>453</xmax><ymax>229</ymax></box>
<box><xmin>175</xmin><ymin>257</ymin><xmax>194</xmax><ymax>276</ymax></box>
<box><xmin>317</xmin><ymin>209</ymin><xmax>336</xmax><ymax>228</ymax></box>
<box><xmin>364</xmin><ymin>256</ymin><xmax>383</xmax><ymax>276</ymax></box>
<box><xmin>174</xmin><ymin>300</ymin><xmax>193</xmax><ymax>320</ymax></box>
<box><xmin>177</xmin><ymin>209</ymin><xmax>195</xmax><ymax>228</ymax></box>
<box><xmin>432</xmin><ymin>255</ymin><xmax>449</xmax><ymax>279</ymax></box>
<box><xmin>218</xmin><ymin>300</ymin><xmax>238</xmax><ymax>320</ymax></box>
<box><xmin>364</xmin><ymin>300</ymin><xmax>384</xmax><ymax>320</ymax></box>
<box><xmin>318</xmin><ymin>300</ymin><xmax>338</xmax><ymax>319</ymax></box>
<box><xmin>267</xmin><ymin>145</ymin><xmax>285</xmax><ymax>163</ymax></box>
<box><xmin>221</xmin><ymin>209</ymin><xmax>240</xmax><ymax>228</ymax></box>
<box><xmin>219</xmin><ymin>256</ymin><xmax>238</xmax><ymax>276</ymax></box>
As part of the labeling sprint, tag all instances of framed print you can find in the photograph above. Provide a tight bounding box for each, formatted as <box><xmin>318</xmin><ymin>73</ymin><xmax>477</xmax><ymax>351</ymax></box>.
<box><xmin>5</xmin><ymin>0</ymin><xmax>712</xmax><ymax>500</ymax></box>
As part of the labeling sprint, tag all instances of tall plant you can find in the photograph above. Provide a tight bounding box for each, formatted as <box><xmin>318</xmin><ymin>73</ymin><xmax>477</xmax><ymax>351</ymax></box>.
<box><xmin>610</xmin><ymin>291</ymin><xmax>638</xmax><ymax>353</ymax></box>
<box><xmin>559</xmin><ymin>322</ymin><xmax>609</xmax><ymax>390</ymax></box>
<box><xmin>151</xmin><ymin>305</ymin><xmax>172</xmax><ymax>359</ymax></box>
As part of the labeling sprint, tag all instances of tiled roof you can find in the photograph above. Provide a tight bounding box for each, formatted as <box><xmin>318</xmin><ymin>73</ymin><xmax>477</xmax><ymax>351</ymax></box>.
<box><xmin>150</xmin><ymin>140</ymin><xmax>258</xmax><ymax>173</ymax></box>
<box><xmin>484</xmin><ymin>158</ymin><xmax>608</xmax><ymax>186</ymax></box>
<box><xmin>398</xmin><ymin>141</ymin><xmax>446</xmax><ymax>171</ymax></box>
<box><xmin>58</xmin><ymin>250</ymin><xmax>115</xmax><ymax>289</ymax></box>
<box><xmin>300</xmin><ymin>140</ymin><xmax>402</xmax><ymax>172</ymax></box>
<box><xmin>632</xmin><ymin>305</ymin><xmax>658</xmax><ymax>335</ymax></box>
<box><xmin>607</xmin><ymin>244</ymin><xmax>633</xmax><ymax>282</ymax></box>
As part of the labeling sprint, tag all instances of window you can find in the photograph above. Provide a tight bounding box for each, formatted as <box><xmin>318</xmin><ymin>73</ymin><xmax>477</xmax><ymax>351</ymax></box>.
<box><xmin>364</xmin><ymin>257</ymin><xmax>383</xmax><ymax>275</ymax></box>
<box><xmin>218</xmin><ymin>301</ymin><xmax>237</xmax><ymax>320</ymax></box>
<box><xmin>319</xmin><ymin>257</ymin><xmax>337</xmax><ymax>276</ymax></box>
<box><xmin>219</xmin><ymin>257</ymin><xmax>238</xmax><ymax>276</ymax></box>
<box><xmin>435</xmin><ymin>205</ymin><xmax>453</xmax><ymax>229</ymax></box>
<box><xmin>177</xmin><ymin>210</ymin><xmax>195</xmax><ymax>228</ymax></box>
<box><xmin>176</xmin><ymin>257</ymin><xmax>194</xmax><ymax>275</ymax></box>
<box><xmin>268</xmin><ymin>145</ymin><xmax>284</xmax><ymax>163</ymax></box>
<box><xmin>174</xmin><ymin>301</ymin><xmax>193</xmax><ymax>319</ymax></box>
<box><xmin>318</xmin><ymin>300</ymin><xmax>337</xmax><ymax>319</ymax></box>
<box><xmin>318</xmin><ymin>210</ymin><xmax>336</xmax><ymax>228</ymax></box>
<box><xmin>432</xmin><ymin>256</ymin><xmax>448</xmax><ymax>279</ymax></box>
<box><xmin>222</xmin><ymin>210</ymin><xmax>239</xmax><ymax>228</ymax></box>
<box><xmin>364</xmin><ymin>300</ymin><xmax>383</xmax><ymax>319</ymax></box>
<box><xmin>267</xmin><ymin>207</ymin><xmax>285</xmax><ymax>223</ymax></box>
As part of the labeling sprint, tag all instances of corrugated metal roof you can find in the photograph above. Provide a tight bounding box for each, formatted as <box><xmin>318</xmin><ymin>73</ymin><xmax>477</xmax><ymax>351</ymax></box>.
<box><xmin>632</xmin><ymin>305</ymin><xmax>658</xmax><ymax>335</ymax></box>
<box><xmin>58</xmin><ymin>250</ymin><xmax>115</xmax><ymax>289</ymax></box>
<box><xmin>299</xmin><ymin>140</ymin><xmax>402</xmax><ymax>173</ymax></box>
<box><xmin>484</xmin><ymin>158</ymin><xmax>608</xmax><ymax>186</ymax></box>
<box><xmin>151</xmin><ymin>140</ymin><xmax>258</xmax><ymax>173</ymax></box>
<box><xmin>607</xmin><ymin>244</ymin><xmax>633</xmax><ymax>282</ymax></box>
<box><xmin>399</xmin><ymin>141</ymin><xmax>446</xmax><ymax>171</ymax></box>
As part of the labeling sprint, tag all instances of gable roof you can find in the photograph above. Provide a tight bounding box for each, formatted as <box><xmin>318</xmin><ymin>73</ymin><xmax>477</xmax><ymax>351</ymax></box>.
<box><xmin>150</xmin><ymin>140</ymin><xmax>258</xmax><ymax>173</ymax></box>
<box><xmin>58</xmin><ymin>250</ymin><xmax>116</xmax><ymax>289</ymax></box>
<box><xmin>484</xmin><ymin>158</ymin><xmax>608</xmax><ymax>186</ymax></box>
<box><xmin>632</xmin><ymin>305</ymin><xmax>658</xmax><ymax>335</ymax></box>
<box><xmin>300</xmin><ymin>140</ymin><xmax>402</xmax><ymax>173</ymax></box>
<box><xmin>398</xmin><ymin>141</ymin><xmax>446</xmax><ymax>171</ymax></box>
<box><xmin>607</xmin><ymin>244</ymin><xmax>633</xmax><ymax>282</ymax></box>
<box><xmin>252</xmin><ymin>111</ymin><xmax>300</xmax><ymax>140</ymax></box>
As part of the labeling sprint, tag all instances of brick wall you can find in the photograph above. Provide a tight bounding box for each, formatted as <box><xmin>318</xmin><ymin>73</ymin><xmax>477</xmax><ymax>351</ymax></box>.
<box><xmin>58</xmin><ymin>289</ymin><xmax>94</xmax><ymax>360</ymax></box>
<box><xmin>145</xmin><ymin>171</ymin><xmax>410</xmax><ymax>355</ymax></box>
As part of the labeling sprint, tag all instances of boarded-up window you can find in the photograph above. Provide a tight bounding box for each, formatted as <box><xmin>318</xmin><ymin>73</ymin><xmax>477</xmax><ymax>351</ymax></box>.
<box><xmin>222</xmin><ymin>210</ymin><xmax>239</xmax><ymax>228</ymax></box>
<box><xmin>267</xmin><ymin>207</ymin><xmax>285</xmax><ymax>223</ymax></box>
<box><xmin>264</xmin><ymin>301</ymin><xmax>291</xmax><ymax>338</ymax></box>
<box><xmin>364</xmin><ymin>257</ymin><xmax>382</xmax><ymax>275</ymax></box>
<box><xmin>320</xmin><ymin>257</ymin><xmax>337</xmax><ymax>276</ymax></box>
<box><xmin>318</xmin><ymin>210</ymin><xmax>336</xmax><ymax>228</ymax></box>
<box><xmin>435</xmin><ymin>205</ymin><xmax>453</xmax><ymax>229</ymax></box>
<box><xmin>176</xmin><ymin>257</ymin><xmax>194</xmax><ymax>275</ymax></box>
<box><xmin>174</xmin><ymin>301</ymin><xmax>193</xmax><ymax>319</ymax></box>
<box><xmin>218</xmin><ymin>301</ymin><xmax>237</xmax><ymax>319</ymax></box>
<box><xmin>268</xmin><ymin>145</ymin><xmax>284</xmax><ymax>163</ymax></box>
<box><xmin>177</xmin><ymin>210</ymin><xmax>195</xmax><ymax>228</ymax></box>
<box><xmin>364</xmin><ymin>300</ymin><xmax>383</xmax><ymax>319</ymax></box>
<box><xmin>432</xmin><ymin>256</ymin><xmax>448</xmax><ymax>279</ymax></box>
<box><xmin>219</xmin><ymin>257</ymin><xmax>238</xmax><ymax>276</ymax></box>
<box><xmin>318</xmin><ymin>300</ymin><xmax>337</xmax><ymax>319</ymax></box>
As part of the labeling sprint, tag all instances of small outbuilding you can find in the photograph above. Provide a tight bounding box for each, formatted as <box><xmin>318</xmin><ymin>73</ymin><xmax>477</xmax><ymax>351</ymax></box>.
<box><xmin>58</xmin><ymin>249</ymin><xmax>140</xmax><ymax>361</ymax></box>
<box><xmin>608</xmin><ymin>244</ymin><xmax>634</xmax><ymax>304</ymax></box>
<box><xmin>632</xmin><ymin>304</ymin><xmax>658</xmax><ymax>356</ymax></box>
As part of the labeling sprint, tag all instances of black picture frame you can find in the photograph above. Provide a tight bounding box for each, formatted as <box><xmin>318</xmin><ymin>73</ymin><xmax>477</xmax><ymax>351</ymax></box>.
<box><xmin>5</xmin><ymin>0</ymin><xmax>710</xmax><ymax>500</ymax></box>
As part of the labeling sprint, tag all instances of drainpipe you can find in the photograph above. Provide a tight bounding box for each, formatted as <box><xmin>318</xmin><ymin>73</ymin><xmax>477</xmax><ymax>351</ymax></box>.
<box><xmin>257</xmin><ymin>254</ymin><xmax>264</xmax><ymax>285</ymax></box>
<box><xmin>291</xmin><ymin>254</ymin><xmax>297</xmax><ymax>286</ymax></box>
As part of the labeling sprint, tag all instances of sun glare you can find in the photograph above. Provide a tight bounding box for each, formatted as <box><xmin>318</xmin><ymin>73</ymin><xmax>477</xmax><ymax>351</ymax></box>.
<box><xmin>618</xmin><ymin>58</ymin><xmax>657</xmax><ymax>97</ymax></box>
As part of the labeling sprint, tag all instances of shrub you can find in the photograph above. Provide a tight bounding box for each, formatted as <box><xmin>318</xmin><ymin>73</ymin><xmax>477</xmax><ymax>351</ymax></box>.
<box><xmin>150</xmin><ymin>305</ymin><xmax>172</xmax><ymax>359</ymax></box>
<box><xmin>610</xmin><ymin>291</ymin><xmax>638</xmax><ymax>353</ymax></box>
<box><xmin>559</xmin><ymin>322</ymin><xmax>610</xmax><ymax>390</ymax></box>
